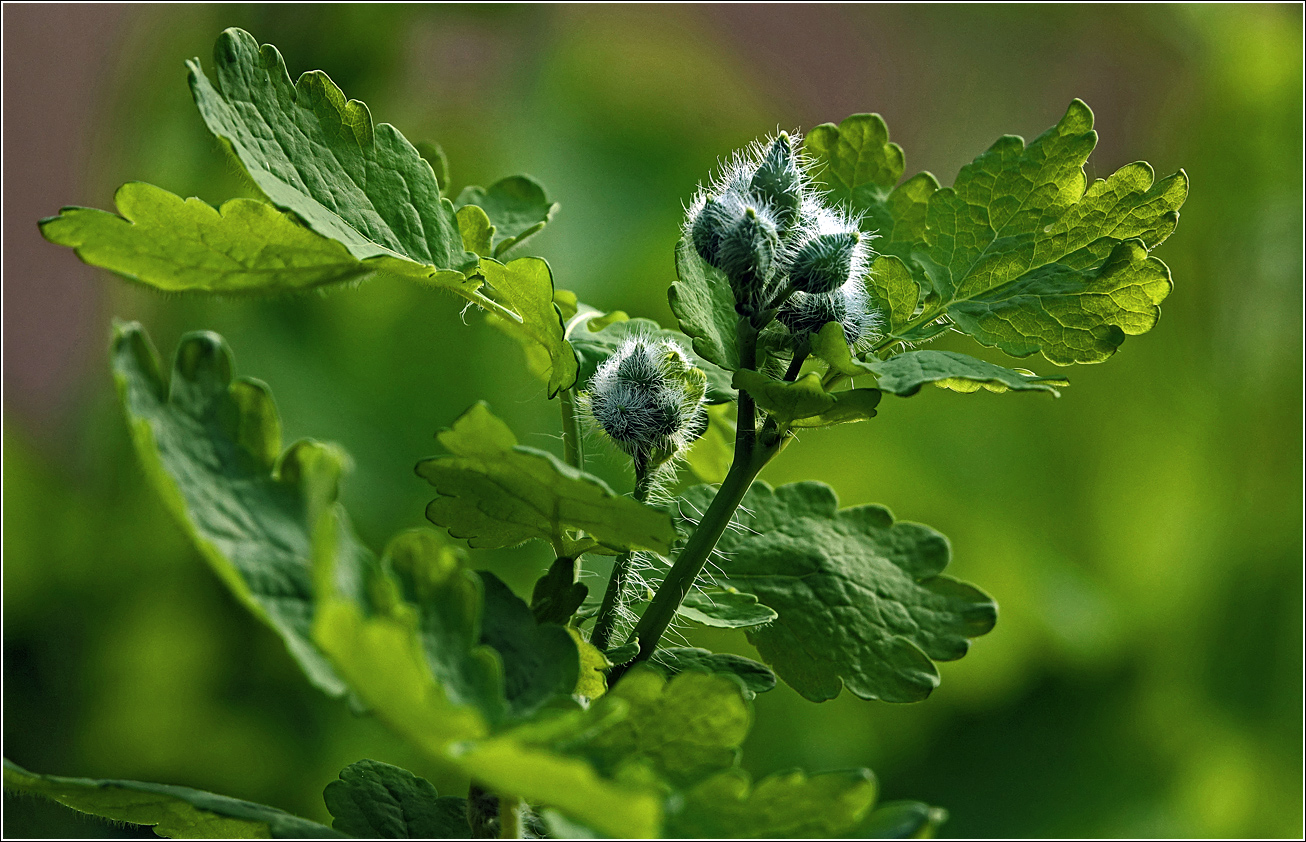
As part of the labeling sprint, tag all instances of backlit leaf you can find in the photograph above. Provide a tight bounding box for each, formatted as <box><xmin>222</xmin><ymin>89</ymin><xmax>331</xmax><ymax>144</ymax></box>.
<box><xmin>667</xmin><ymin>767</ymin><xmax>878</xmax><ymax>839</ymax></box>
<box><xmin>477</xmin><ymin>256</ymin><xmax>579</xmax><ymax>396</ymax></box>
<box><xmin>455</xmin><ymin>175</ymin><xmax>558</xmax><ymax>257</ymax></box>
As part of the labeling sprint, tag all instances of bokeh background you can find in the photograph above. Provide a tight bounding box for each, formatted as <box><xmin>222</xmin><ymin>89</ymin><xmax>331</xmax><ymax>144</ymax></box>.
<box><xmin>4</xmin><ymin>3</ymin><xmax>1301</xmax><ymax>838</ymax></box>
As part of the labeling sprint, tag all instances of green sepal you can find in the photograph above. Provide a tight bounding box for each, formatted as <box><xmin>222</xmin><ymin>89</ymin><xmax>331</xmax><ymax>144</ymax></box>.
<box><xmin>670</xmin><ymin>237</ymin><xmax>740</xmax><ymax>370</ymax></box>
<box><xmin>187</xmin><ymin>28</ymin><xmax>474</xmax><ymax>272</ymax></box>
<box><xmin>647</xmin><ymin>648</ymin><xmax>777</xmax><ymax>699</ymax></box>
<box><xmin>666</xmin><ymin>767</ymin><xmax>878</xmax><ymax>839</ymax></box>
<box><xmin>416</xmin><ymin>402</ymin><xmax>677</xmax><ymax>556</ymax></box>
<box><xmin>3</xmin><ymin>758</ymin><xmax>339</xmax><ymax>839</ymax></box>
<box><xmin>322</xmin><ymin>759</ymin><xmax>470</xmax><ymax>838</ymax></box>
<box><xmin>455</xmin><ymin>175</ymin><xmax>558</xmax><ymax>257</ymax></box>
<box><xmin>861</xmin><ymin>800</ymin><xmax>950</xmax><ymax>839</ymax></box>
<box><xmin>677</xmin><ymin>586</ymin><xmax>778</xmax><ymax>628</ymax></box>
<box><xmin>530</xmin><ymin>556</ymin><xmax>589</xmax><ymax>625</ymax></box>
<box><xmin>678</xmin><ymin>482</ymin><xmax>996</xmax><ymax>703</ymax></box>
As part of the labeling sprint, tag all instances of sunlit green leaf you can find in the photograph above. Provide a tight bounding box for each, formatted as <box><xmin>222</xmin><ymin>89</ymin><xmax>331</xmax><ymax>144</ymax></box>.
<box><xmin>477</xmin><ymin>256</ymin><xmax>579</xmax><ymax>396</ymax></box>
<box><xmin>110</xmin><ymin>320</ymin><xmax>370</xmax><ymax>698</ymax></box>
<box><xmin>456</xmin><ymin>175</ymin><xmax>558</xmax><ymax>257</ymax></box>
<box><xmin>677</xmin><ymin>587</ymin><xmax>777</xmax><ymax>629</ymax></box>
<box><xmin>670</xmin><ymin>237</ymin><xmax>740</xmax><ymax>370</ymax></box>
<box><xmin>861</xmin><ymin>800</ymin><xmax>949</xmax><ymax>839</ymax></box>
<box><xmin>456</xmin><ymin>205</ymin><xmax>495</xmax><ymax>257</ymax></box>
<box><xmin>323</xmin><ymin>759</ymin><xmax>470</xmax><ymax>838</ymax></box>
<box><xmin>732</xmin><ymin>370</ymin><xmax>880</xmax><ymax>428</ymax></box>
<box><xmin>864</xmin><ymin>255</ymin><xmax>923</xmax><ymax>334</ymax></box>
<box><xmin>417</xmin><ymin>402</ymin><xmax>676</xmax><ymax>555</ymax></box>
<box><xmin>188</xmin><ymin>28</ymin><xmax>473</xmax><ymax>272</ymax></box>
<box><xmin>3</xmin><ymin>758</ymin><xmax>338</xmax><ymax>839</ymax></box>
<box><xmin>570</xmin><ymin>628</ymin><xmax>611</xmax><ymax>700</ymax></box>
<box><xmin>678</xmin><ymin>482</ymin><xmax>996</xmax><ymax>703</ymax></box>
<box><xmin>478</xmin><ymin>572</ymin><xmax>579</xmax><ymax>720</ymax></box>
<box><xmin>570</xmin><ymin>316</ymin><xmax>736</xmax><ymax>404</ymax></box>
<box><xmin>647</xmin><ymin>648</ymin><xmax>777</xmax><ymax>699</ymax></box>
<box><xmin>666</xmin><ymin>767</ymin><xmax>878</xmax><ymax>839</ymax></box>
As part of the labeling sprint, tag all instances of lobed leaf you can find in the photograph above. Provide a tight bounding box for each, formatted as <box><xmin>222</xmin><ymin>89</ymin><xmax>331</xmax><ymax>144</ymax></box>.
<box><xmin>416</xmin><ymin>402</ymin><xmax>676</xmax><ymax>556</ymax></box>
<box><xmin>666</xmin><ymin>767</ymin><xmax>878</xmax><ymax>839</ymax></box>
<box><xmin>647</xmin><ymin>648</ymin><xmax>777</xmax><ymax>699</ymax></box>
<box><xmin>455</xmin><ymin>175</ymin><xmax>558</xmax><ymax>257</ymax></box>
<box><xmin>861</xmin><ymin>800</ymin><xmax>949</xmax><ymax>839</ymax></box>
<box><xmin>530</xmin><ymin>556</ymin><xmax>589</xmax><ymax>626</ymax></box>
<box><xmin>677</xmin><ymin>587</ymin><xmax>778</xmax><ymax>629</ymax></box>
<box><xmin>110</xmin><ymin>320</ymin><xmax>371</xmax><ymax>698</ymax></box>
<box><xmin>732</xmin><ymin>369</ymin><xmax>881</xmax><ymax>428</ymax></box>
<box><xmin>323</xmin><ymin>759</ymin><xmax>470</xmax><ymax>838</ymax></box>
<box><xmin>477</xmin><ymin>256</ymin><xmax>579</xmax><ymax>396</ymax></box>
<box><xmin>3</xmin><ymin>758</ymin><xmax>337</xmax><ymax>839</ymax></box>
<box><xmin>188</xmin><ymin>28</ymin><xmax>473</xmax><ymax>272</ymax></box>
<box><xmin>478</xmin><ymin>571</ymin><xmax>580</xmax><ymax>720</ymax></box>
<box><xmin>670</xmin><ymin>237</ymin><xmax>740</xmax><ymax>370</ymax></box>
<box><xmin>678</xmin><ymin>482</ymin><xmax>996</xmax><ymax>703</ymax></box>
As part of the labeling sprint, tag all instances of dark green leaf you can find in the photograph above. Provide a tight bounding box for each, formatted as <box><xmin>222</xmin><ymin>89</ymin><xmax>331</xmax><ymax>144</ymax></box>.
<box><xmin>678</xmin><ymin>482</ymin><xmax>996</xmax><ymax>703</ymax></box>
<box><xmin>111</xmin><ymin>320</ymin><xmax>371</xmax><ymax>698</ymax></box>
<box><xmin>647</xmin><ymin>648</ymin><xmax>776</xmax><ymax>699</ymax></box>
<box><xmin>416</xmin><ymin>402</ymin><xmax>676</xmax><ymax>556</ymax></box>
<box><xmin>477</xmin><ymin>256</ymin><xmax>579</xmax><ymax>396</ymax></box>
<box><xmin>666</xmin><ymin>767</ymin><xmax>878</xmax><ymax>839</ymax></box>
<box><xmin>4</xmin><ymin>758</ymin><xmax>338</xmax><ymax>839</ymax></box>
<box><xmin>478</xmin><ymin>572</ymin><xmax>580</xmax><ymax>720</ymax></box>
<box><xmin>456</xmin><ymin>175</ymin><xmax>558</xmax><ymax>257</ymax></box>
<box><xmin>861</xmin><ymin>800</ymin><xmax>949</xmax><ymax>839</ymax></box>
<box><xmin>570</xmin><ymin>316</ymin><xmax>736</xmax><ymax>404</ymax></box>
<box><xmin>188</xmin><ymin>28</ymin><xmax>473</xmax><ymax>272</ymax></box>
<box><xmin>323</xmin><ymin>759</ymin><xmax>470</xmax><ymax>838</ymax></box>
<box><xmin>677</xmin><ymin>587</ymin><xmax>778</xmax><ymax>628</ymax></box>
<box><xmin>530</xmin><ymin>556</ymin><xmax>589</xmax><ymax>625</ymax></box>
<box><xmin>604</xmin><ymin>642</ymin><xmax>640</xmax><ymax>666</ymax></box>
<box><xmin>670</xmin><ymin>237</ymin><xmax>740</xmax><ymax>370</ymax></box>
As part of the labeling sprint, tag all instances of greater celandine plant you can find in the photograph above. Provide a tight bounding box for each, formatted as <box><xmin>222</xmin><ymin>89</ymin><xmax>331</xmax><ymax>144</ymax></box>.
<box><xmin>7</xmin><ymin>28</ymin><xmax>1188</xmax><ymax>839</ymax></box>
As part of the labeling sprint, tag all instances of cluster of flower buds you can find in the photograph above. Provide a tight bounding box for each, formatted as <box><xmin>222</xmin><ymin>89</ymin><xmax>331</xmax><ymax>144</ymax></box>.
<box><xmin>684</xmin><ymin>131</ymin><xmax>877</xmax><ymax>347</ymax></box>
<box><xmin>587</xmin><ymin>337</ymin><xmax>708</xmax><ymax>468</ymax></box>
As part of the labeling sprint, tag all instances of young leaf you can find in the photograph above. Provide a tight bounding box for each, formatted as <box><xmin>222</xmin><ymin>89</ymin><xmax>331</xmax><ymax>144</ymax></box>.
<box><xmin>732</xmin><ymin>369</ymin><xmax>881</xmax><ymax>427</ymax></box>
<box><xmin>812</xmin><ymin>324</ymin><xmax>1067</xmax><ymax>397</ymax></box>
<box><xmin>648</xmin><ymin>648</ymin><xmax>777</xmax><ymax>699</ymax></box>
<box><xmin>530</xmin><ymin>556</ymin><xmax>589</xmax><ymax>625</ymax></box>
<box><xmin>323</xmin><ymin>759</ymin><xmax>470</xmax><ymax>838</ymax></box>
<box><xmin>682</xmin><ymin>402</ymin><xmax>736</xmax><ymax>484</ymax></box>
<box><xmin>111</xmin><ymin>320</ymin><xmax>371</xmax><ymax>698</ymax></box>
<box><xmin>455</xmin><ymin>175</ymin><xmax>558</xmax><ymax>257</ymax></box>
<box><xmin>666</xmin><ymin>767</ymin><xmax>878</xmax><ymax>839</ymax></box>
<box><xmin>915</xmin><ymin>100</ymin><xmax>1186</xmax><ymax>363</ymax></box>
<box><xmin>4</xmin><ymin>758</ymin><xmax>338</xmax><ymax>839</ymax></box>
<box><xmin>188</xmin><ymin>28</ymin><xmax>474</xmax><ymax>273</ymax></box>
<box><xmin>478</xmin><ymin>572</ymin><xmax>580</xmax><ymax>720</ymax></box>
<box><xmin>477</xmin><ymin>256</ymin><xmax>579</xmax><ymax>396</ymax></box>
<box><xmin>861</xmin><ymin>800</ymin><xmax>949</xmax><ymax>839</ymax></box>
<box><xmin>570</xmin><ymin>315</ymin><xmax>736</xmax><ymax>404</ymax></box>
<box><xmin>416</xmin><ymin>402</ymin><xmax>677</xmax><ymax>556</ymax></box>
<box><xmin>670</xmin><ymin>237</ymin><xmax>741</xmax><ymax>370</ymax></box>
<box><xmin>678</xmin><ymin>482</ymin><xmax>997</xmax><ymax>703</ymax></box>
<box><xmin>456</xmin><ymin>205</ymin><xmax>496</xmax><ymax>257</ymax></box>
<box><xmin>677</xmin><ymin>587</ymin><xmax>778</xmax><ymax>629</ymax></box>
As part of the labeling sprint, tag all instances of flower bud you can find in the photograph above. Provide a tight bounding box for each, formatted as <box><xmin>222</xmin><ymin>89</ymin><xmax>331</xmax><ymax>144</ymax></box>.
<box><xmin>717</xmin><ymin>205</ymin><xmax>780</xmax><ymax>313</ymax></box>
<box><xmin>587</xmin><ymin>337</ymin><xmax>709</xmax><ymax>465</ymax></box>
<box><xmin>777</xmin><ymin>277</ymin><xmax>881</xmax><ymax>347</ymax></box>
<box><xmin>749</xmin><ymin>133</ymin><xmax>804</xmax><ymax>233</ymax></box>
<box><xmin>789</xmin><ymin>230</ymin><xmax>861</xmax><ymax>295</ymax></box>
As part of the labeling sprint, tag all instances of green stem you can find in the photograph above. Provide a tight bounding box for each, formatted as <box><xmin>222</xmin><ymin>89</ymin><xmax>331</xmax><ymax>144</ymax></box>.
<box><xmin>782</xmin><ymin>350</ymin><xmax>809</xmax><ymax>382</ymax></box>
<box><xmin>590</xmin><ymin>453</ymin><xmax>653</xmax><ymax>651</ymax></box>
<box><xmin>611</xmin><ymin>318</ymin><xmax>771</xmax><ymax>678</ymax></box>
<box><xmin>499</xmin><ymin>796</ymin><xmax>522</xmax><ymax>839</ymax></box>
<box><xmin>559</xmin><ymin>388</ymin><xmax>585</xmax><ymax>470</ymax></box>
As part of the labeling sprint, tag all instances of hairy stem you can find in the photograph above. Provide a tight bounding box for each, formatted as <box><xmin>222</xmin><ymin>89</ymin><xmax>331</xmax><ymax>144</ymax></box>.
<box><xmin>611</xmin><ymin>319</ymin><xmax>772</xmax><ymax>677</ymax></box>
<box><xmin>590</xmin><ymin>453</ymin><xmax>653</xmax><ymax>651</ymax></box>
<box><xmin>559</xmin><ymin>387</ymin><xmax>585</xmax><ymax>470</ymax></box>
<box><xmin>782</xmin><ymin>350</ymin><xmax>809</xmax><ymax>382</ymax></box>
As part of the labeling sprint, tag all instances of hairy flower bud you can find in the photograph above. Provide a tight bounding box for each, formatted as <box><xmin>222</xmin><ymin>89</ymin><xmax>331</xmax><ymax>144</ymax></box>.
<box><xmin>777</xmin><ymin>277</ymin><xmax>880</xmax><ymax>347</ymax></box>
<box><xmin>587</xmin><ymin>337</ymin><xmax>709</xmax><ymax>466</ymax></box>
<box><xmin>749</xmin><ymin>132</ymin><xmax>804</xmax><ymax>233</ymax></box>
<box><xmin>717</xmin><ymin>205</ymin><xmax>780</xmax><ymax>313</ymax></box>
<box><xmin>790</xmin><ymin>230</ymin><xmax>862</xmax><ymax>295</ymax></box>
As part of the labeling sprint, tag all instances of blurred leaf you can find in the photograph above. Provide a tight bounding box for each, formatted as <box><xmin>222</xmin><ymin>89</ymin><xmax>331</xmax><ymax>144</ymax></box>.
<box><xmin>188</xmin><ymin>27</ymin><xmax>474</xmax><ymax>272</ymax></box>
<box><xmin>414</xmin><ymin>140</ymin><xmax>450</xmax><ymax>195</ymax></box>
<box><xmin>416</xmin><ymin>402</ymin><xmax>676</xmax><ymax>555</ymax></box>
<box><xmin>917</xmin><ymin>100</ymin><xmax>1187</xmax><ymax>363</ymax></box>
<box><xmin>666</xmin><ymin>767</ymin><xmax>878</xmax><ymax>839</ymax></box>
<box><xmin>732</xmin><ymin>370</ymin><xmax>881</xmax><ymax>427</ymax></box>
<box><xmin>647</xmin><ymin>648</ymin><xmax>777</xmax><ymax>699</ymax></box>
<box><xmin>570</xmin><ymin>628</ymin><xmax>610</xmax><ymax>699</ymax></box>
<box><xmin>111</xmin><ymin>320</ymin><xmax>370</xmax><ymax>698</ymax></box>
<box><xmin>455</xmin><ymin>175</ymin><xmax>558</xmax><ymax>257</ymax></box>
<box><xmin>683</xmin><ymin>402</ymin><xmax>736</xmax><ymax>484</ymax></box>
<box><xmin>677</xmin><ymin>587</ymin><xmax>777</xmax><ymax>628</ymax></box>
<box><xmin>670</xmin><ymin>237</ymin><xmax>740</xmax><ymax>370</ymax></box>
<box><xmin>3</xmin><ymin>758</ymin><xmax>338</xmax><ymax>839</ymax></box>
<box><xmin>323</xmin><ymin>759</ymin><xmax>470</xmax><ymax>838</ymax></box>
<box><xmin>478</xmin><ymin>572</ymin><xmax>580</xmax><ymax>720</ymax></box>
<box><xmin>530</xmin><ymin>556</ymin><xmax>589</xmax><ymax>625</ymax></box>
<box><xmin>678</xmin><ymin>482</ymin><xmax>996</xmax><ymax>703</ymax></box>
<box><xmin>861</xmin><ymin>800</ymin><xmax>949</xmax><ymax>839</ymax></box>
<box><xmin>456</xmin><ymin>205</ymin><xmax>495</xmax><ymax>257</ymax></box>
<box><xmin>812</xmin><ymin>325</ymin><xmax>1067</xmax><ymax>396</ymax></box>
<box><xmin>478</xmin><ymin>256</ymin><xmax>579</xmax><ymax>396</ymax></box>
<box><xmin>570</xmin><ymin>316</ymin><xmax>736</xmax><ymax>403</ymax></box>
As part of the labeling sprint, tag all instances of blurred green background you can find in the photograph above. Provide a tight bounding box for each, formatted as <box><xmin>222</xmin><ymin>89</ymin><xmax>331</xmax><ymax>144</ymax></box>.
<box><xmin>3</xmin><ymin>3</ymin><xmax>1301</xmax><ymax>838</ymax></box>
